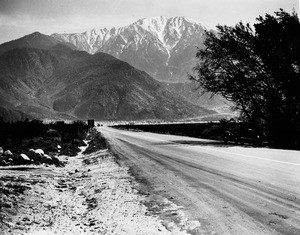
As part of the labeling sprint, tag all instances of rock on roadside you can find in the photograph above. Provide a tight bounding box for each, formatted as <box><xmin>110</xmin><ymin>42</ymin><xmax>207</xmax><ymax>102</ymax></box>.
<box><xmin>19</xmin><ymin>153</ymin><xmax>30</xmax><ymax>161</ymax></box>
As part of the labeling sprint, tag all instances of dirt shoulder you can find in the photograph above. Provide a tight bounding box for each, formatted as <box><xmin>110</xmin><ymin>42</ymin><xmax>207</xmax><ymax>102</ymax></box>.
<box><xmin>0</xmin><ymin>131</ymin><xmax>191</xmax><ymax>235</ymax></box>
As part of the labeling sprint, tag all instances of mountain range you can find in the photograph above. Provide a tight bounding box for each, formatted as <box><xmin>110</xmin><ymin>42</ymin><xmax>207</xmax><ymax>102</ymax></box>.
<box><xmin>0</xmin><ymin>32</ymin><xmax>212</xmax><ymax>122</ymax></box>
<box><xmin>52</xmin><ymin>16</ymin><xmax>208</xmax><ymax>82</ymax></box>
<box><xmin>0</xmin><ymin>16</ymin><xmax>233</xmax><ymax>122</ymax></box>
<box><xmin>52</xmin><ymin>16</ymin><xmax>230</xmax><ymax>110</ymax></box>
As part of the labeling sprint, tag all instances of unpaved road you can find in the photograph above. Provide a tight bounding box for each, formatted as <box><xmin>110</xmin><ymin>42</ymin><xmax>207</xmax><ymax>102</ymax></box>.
<box><xmin>100</xmin><ymin>126</ymin><xmax>300</xmax><ymax>235</ymax></box>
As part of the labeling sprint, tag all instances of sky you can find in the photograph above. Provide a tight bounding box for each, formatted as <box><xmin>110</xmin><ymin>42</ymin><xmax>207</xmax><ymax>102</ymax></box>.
<box><xmin>0</xmin><ymin>0</ymin><xmax>298</xmax><ymax>44</ymax></box>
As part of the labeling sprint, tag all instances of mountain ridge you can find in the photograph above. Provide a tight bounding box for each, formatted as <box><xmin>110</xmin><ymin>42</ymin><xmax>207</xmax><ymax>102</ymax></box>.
<box><xmin>51</xmin><ymin>16</ymin><xmax>208</xmax><ymax>82</ymax></box>
<box><xmin>0</xmin><ymin>32</ymin><xmax>77</xmax><ymax>55</ymax></box>
<box><xmin>52</xmin><ymin>16</ymin><xmax>206</xmax><ymax>54</ymax></box>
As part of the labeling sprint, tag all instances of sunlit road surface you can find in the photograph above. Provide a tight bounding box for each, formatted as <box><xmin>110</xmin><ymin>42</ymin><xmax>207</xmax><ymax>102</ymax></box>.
<box><xmin>99</xmin><ymin>127</ymin><xmax>300</xmax><ymax>234</ymax></box>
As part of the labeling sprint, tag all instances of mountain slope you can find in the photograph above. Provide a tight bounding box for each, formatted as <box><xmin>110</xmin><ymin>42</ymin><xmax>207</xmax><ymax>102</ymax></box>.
<box><xmin>52</xmin><ymin>16</ymin><xmax>208</xmax><ymax>82</ymax></box>
<box><xmin>0</xmin><ymin>46</ymin><xmax>89</xmax><ymax>106</ymax></box>
<box><xmin>0</xmin><ymin>46</ymin><xmax>90</xmax><ymax>120</ymax></box>
<box><xmin>39</xmin><ymin>52</ymin><xmax>211</xmax><ymax>120</ymax></box>
<box><xmin>0</xmin><ymin>44</ymin><xmax>212</xmax><ymax>121</ymax></box>
<box><xmin>0</xmin><ymin>32</ymin><xmax>77</xmax><ymax>55</ymax></box>
<box><xmin>163</xmin><ymin>82</ymin><xmax>233</xmax><ymax>113</ymax></box>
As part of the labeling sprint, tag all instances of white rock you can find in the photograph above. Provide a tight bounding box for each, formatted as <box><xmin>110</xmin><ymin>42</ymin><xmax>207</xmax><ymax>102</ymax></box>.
<box><xmin>0</xmin><ymin>147</ymin><xmax>3</xmax><ymax>155</ymax></box>
<box><xmin>44</xmin><ymin>154</ymin><xmax>52</xmax><ymax>160</ymax></box>
<box><xmin>34</xmin><ymin>149</ymin><xmax>44</xmax><ymax>156</ymax></box>
<box><xmin>57</xmin><ymin>145</ymin><xmax>61</xmax><ymax>149</ymax></box>
<box><xmin>20</xmin><ymin>153</ymin><xmax>30</xmax><ymax>161</ymax></box>
<box><xmin>4</xmin><ymin>150</ymin><xmax>13</xmax><ymax>156</ymax></box>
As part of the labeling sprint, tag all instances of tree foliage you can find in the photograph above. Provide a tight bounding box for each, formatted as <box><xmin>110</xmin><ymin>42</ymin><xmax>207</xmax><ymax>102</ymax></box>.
<box><xmin>191</xmin><ymin>9</ymin><xmax>300</xmax><ymax>148</ymax></box>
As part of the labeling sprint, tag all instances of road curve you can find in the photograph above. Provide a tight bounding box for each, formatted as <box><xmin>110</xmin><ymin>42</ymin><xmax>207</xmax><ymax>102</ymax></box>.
<box><xmin>99</xmin><ymin>127</ymin><xmax>300</xmax><ymax>235</ymax></box>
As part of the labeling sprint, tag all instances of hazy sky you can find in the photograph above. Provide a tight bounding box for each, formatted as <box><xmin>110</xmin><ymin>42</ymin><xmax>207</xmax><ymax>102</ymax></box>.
<box><xmin>0</xmin><ymin>0</ymin><xmax>298</xmax><ymax>44</ymax></box>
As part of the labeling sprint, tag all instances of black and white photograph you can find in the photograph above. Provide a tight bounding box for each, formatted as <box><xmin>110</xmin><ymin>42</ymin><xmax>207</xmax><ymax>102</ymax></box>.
<box><xmin>0</xmin><ymin>0</ymin><xmax>299</xmax><ymax>234</ymax></box>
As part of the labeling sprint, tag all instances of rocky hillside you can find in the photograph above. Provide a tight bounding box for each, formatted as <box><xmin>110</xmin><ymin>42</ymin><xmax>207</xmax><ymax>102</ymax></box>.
<box><xmin>0</xmin><ymin>32</ymin><xmax>76</xmax><ymax>55</ymax></box>
<box><xmin>0</xmin><ymin>34</ymin><xmax>212</xmax><ymax>121</ymax></box>
<box><xmin>37</xmin><ymin>50</ymin><xmax>212</xmax><ymax>120</ymax></box>
<box><xmin>52</xmin><ymin>16</ymin><xmax>208</xmax><ymax>82</ymax></box>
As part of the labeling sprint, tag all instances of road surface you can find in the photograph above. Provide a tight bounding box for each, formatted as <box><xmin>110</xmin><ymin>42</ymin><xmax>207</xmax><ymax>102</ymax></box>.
<box><xmin>99</xmin><ymin>127</ymin><xmax>300</xmax><ymax>234</ymax></box>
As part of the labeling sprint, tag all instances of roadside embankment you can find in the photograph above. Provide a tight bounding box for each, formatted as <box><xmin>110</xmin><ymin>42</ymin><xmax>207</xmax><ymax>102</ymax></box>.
<box><xmin>0</xmin><ymin>128</ymin><xmax>192</xmax><ymax>235</ymax></box>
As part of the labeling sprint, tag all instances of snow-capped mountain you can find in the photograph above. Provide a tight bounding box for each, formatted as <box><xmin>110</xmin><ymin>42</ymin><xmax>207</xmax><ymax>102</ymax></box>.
<box><xmin>52</xmin><ymin>16</ymin><xmax>208</xmax><ymax>81</ymax></box>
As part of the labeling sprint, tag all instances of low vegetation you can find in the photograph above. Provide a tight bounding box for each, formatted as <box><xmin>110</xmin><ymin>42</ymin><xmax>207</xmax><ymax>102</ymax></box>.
<box><xmin>83</xmin><ymin>128</ymin><xmax>107</xmax><ymax>155</ymax></box>
<box><xmin>0</xmin><ymin>118</ymin><xmax>90</xmax><ymax>166</ymax></box>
